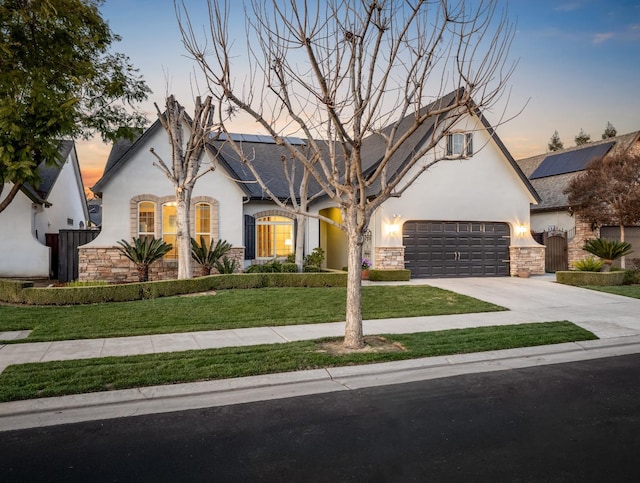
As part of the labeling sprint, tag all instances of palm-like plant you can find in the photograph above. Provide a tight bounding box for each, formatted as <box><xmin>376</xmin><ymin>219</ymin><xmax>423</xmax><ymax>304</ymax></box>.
<box><xmin>191</xmin><ymin>236</ymin><xmax>232</xmax><ymax>275</ymax></box>
<box><xmin>116</xmin><ymin>237</ymin><xmax>173</xmax><ymax>282</ymax></box>
<box><xmin>582</xmin><ymin>238</ymin><xmax>633</xmax><ymax>271</ymax></box>
<box><xmin>214</xmin><ymin>255</ymin><xmax>239</xmax><ymax>274</ymax></box>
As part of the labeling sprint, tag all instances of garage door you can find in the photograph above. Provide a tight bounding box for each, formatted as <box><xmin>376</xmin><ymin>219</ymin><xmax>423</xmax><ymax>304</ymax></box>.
<box><xmin>403</xmin><ymin>221</ymin><xmax>510</xmax><ymax>278</ymax></box>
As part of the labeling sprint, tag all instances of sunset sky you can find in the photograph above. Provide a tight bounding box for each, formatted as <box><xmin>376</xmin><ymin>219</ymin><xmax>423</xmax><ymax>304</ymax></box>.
<box><xmin>78</xmin><ymin>0</ymin><xmax>640</xmax><ymax>194</ymax></box>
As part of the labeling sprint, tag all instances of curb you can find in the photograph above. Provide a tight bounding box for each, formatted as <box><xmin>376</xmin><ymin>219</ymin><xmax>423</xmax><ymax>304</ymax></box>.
<box><xmin>2</xmin><ymin>336</ymin><xmax>640</xmax><ymax>432</ymax></box>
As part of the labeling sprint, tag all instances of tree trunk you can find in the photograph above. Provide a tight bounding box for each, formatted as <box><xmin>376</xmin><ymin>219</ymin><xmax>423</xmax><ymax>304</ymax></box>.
<box><xmin>138</xmin><ymin>265</ymin><xmax>149</xmax><ymax>283</ymax></box>
<box><xmin>343</xmin><ymin>206</ymin><xmax>365</xmax><ymax>349</ymax></box>
<box><xmin>295</xmin><ymin>213</ymin><xmax>305</xmax><ymax>272</ymax></box>
<box><xmin>176</xmin><ymin>189</ymin><xmax>193</xmax><ymax>279</ymax></box>
<box><xmin>620</xmin><ymin>224</ymin><xmax>626</xmax><ymax>270</ymax></box>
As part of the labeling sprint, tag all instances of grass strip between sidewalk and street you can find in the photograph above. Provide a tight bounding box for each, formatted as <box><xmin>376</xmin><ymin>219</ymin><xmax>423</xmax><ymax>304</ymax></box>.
<box><xmin>0</xmin><ymin>321</ymin><xmax>596</xmax><ymax>403</ymax></box>
<box><xmin>0</xmin><ymin>286</ymin><xmax>505</xmax><ymax>342</ymax></box>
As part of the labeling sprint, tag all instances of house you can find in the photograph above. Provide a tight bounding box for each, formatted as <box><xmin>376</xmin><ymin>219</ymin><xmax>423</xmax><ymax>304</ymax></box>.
<box><xmin>516</xmin><ymin>131</ymin><xmax>640</xmax><ymax>271</ymax></box>
<box><xmin>81</xmin><ymin>91</ymin><xmax>543</xmax><ymax>282</ymax></box>
<box><xmin>0</xmin><ymin>141</ymin><xmax>89</xmax><ymax>278</ymax></box>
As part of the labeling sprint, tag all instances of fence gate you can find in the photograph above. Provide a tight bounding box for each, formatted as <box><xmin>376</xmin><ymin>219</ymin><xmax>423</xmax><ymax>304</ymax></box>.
<box><xmin>57</xmin><ymin>229</ymin><xmax>101</xmax><ymax>282</ymax></box>
<box><xmin>544</xmin><ymin>231</ymin><xmax>568</xmax><ymax>272</ymax></box>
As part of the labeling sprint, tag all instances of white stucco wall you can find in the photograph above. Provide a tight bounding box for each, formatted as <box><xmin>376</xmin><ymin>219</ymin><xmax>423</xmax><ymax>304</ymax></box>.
<box><xmin>34</xmin><ymin>149</ymin><xmax>89</xmax><ymax>242</ymax></box>
<box><xmin>87</xmin><ymin>126</ymin><xmax>246</xmax><ymax>249</ymax></box>
<box><xmin>373</xmin><ymin>114</ymin><xmax>540</xmax><ymax>250</ymax></box>
<box><xmin>530</xmin><ymin>211</ymin><xmax>575</xmax><ymax>233</ymax></box>
<box><xmin>0</xmin><ymin>187</ymin><xmax>50</xmax><ymax>277</ymax></box>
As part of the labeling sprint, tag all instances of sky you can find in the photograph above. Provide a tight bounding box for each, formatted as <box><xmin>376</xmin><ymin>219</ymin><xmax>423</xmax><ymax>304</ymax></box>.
<box><xmin>77</xmin><ymin>0</ymin><xmax>640</xmax><ymax>193</ymax></box>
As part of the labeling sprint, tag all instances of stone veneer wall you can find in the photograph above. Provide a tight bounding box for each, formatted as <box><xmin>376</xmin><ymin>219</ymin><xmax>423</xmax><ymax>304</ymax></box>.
<box><xmin>509</xmin><ymin>246</ymin><xmax>545</xmax><ymax>276</ymax></box>
<box><xmin>568</xmin><ymin>217</ymin><xmax>599</xmax><ymax>268</ymax></box>
<box><xmin>375</xmin><ymin>246</ymin><xmax>405</xmax><ymax>270</ymax></box>
<box><xmin>79</xmin><ymin>246</ymin><xmax>245</xmax><ymax>283</ymax></box>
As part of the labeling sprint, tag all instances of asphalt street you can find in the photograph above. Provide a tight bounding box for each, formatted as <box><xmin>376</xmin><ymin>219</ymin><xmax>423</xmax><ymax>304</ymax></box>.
<box><xmin>2</xmin><ymin>354</ymin><xmax>640</xmax><ymax>482</ymax></box>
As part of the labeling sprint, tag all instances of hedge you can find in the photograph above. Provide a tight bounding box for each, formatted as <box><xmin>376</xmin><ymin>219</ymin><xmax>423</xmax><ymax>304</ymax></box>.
<box><xmin>556</xmin><ymin>271</ymin><xmax>626</xmax><ymax>287</ymax></box>
<box><xmin>0</xmin><ymin>272</ymin><xmax>347</xmax><ymax>306</ymax></box>
<box><xmin>368</xmin><ymin>269</ymin><xmax>411</xmax><ymax>282</ymax></box>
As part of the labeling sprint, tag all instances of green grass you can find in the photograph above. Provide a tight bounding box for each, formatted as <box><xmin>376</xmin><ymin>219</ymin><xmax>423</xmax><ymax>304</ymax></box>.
<box><xmin>0</xmin><ymin>286</ymin><xmax>504</xmax><ymax>342</ymax></box>
<box><xmin>0</xmin><ymin>321</ymin><xmax>596</xmax><ymax>402</ymax></box>
<box><xmin>584</xmin><ymin>285</ymin><xmax>640</xmax><ymax>299</ymax></box>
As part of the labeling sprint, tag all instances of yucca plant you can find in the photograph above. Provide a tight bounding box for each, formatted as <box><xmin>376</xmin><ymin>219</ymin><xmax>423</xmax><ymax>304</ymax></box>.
<box><xmin>191</xmin><ymin>236</ymin><xmax>232</xmax><ymax>275</ymax></box>
<box><xmin>582</xmin><ymin>238</ymin><xmax>633</xmax><ymax>271</ymax></box>
<box><xmin>116</xmin><ymin>237</ymin><xmax>173</xmax><ymax>282</ymax></box>
<box><xmin>214</xmin><ymin>255</ymin><xmax>239</xmax><ymax>274</ymax></box>
<box><xmin>572</xmin><ymin>256</ymin><xmax>604</xmax><ymax>272</ymax></box>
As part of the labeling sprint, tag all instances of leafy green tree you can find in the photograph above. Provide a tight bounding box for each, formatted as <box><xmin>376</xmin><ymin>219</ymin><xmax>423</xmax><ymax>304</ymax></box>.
<box><xmin>574</xmin><ymin>129</ymin><xmax>591</xmax><ymax>146</ymax></box>
<box><xmin>602</xmin><ymin>121</ymin><xmax>617</xmax><ymax>139</ymax></box>
<box><xmin>548</xmin><ymin>130</ymin><xmax>564</xmax><ymax>151</ymax></box>
<box><xmin>0</xmin><ymin>0</ymin><xmax>150</xmax><ymax>213</ymax></box>
<box><xmin>116</xmin><ymin>237</ymin><xmax>173</xmax><ymax>282</ymax></box>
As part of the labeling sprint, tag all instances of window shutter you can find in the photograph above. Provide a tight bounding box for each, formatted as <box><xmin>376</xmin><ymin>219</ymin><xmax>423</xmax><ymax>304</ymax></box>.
<box><xmin>244</xmin><ymin>215</ymin><xmax>255</xmax><ymax>260</ymax></box>
<box><xmin>446</xmin><ymin>134</ymin><xmax>453</xmax><ymax>156</ymax></box>
<box><xmin>465</xmin><ymin>133</ymin><xmax>473</xmax><ymax>157</ymax></box>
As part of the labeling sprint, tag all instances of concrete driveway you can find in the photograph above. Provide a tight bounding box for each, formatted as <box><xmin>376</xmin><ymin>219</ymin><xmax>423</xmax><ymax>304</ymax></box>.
<box><xmin>419</xmin><ymin>274</ymin><xmax>640</xmax><ymax>339</ymax></box>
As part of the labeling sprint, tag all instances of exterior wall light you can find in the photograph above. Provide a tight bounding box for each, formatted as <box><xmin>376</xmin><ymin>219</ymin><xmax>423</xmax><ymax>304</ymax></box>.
<box><xmin>515</xmin><ymin>224</ymin><xmax>528</xmax><ymax>236</ymax></box>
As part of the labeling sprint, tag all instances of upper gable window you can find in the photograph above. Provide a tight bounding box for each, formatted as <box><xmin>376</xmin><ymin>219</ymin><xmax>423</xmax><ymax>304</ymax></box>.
<box><xmin>446</xmin><ymin>132</ymin><xmax>473</xmax><ymax>158</ymax></box>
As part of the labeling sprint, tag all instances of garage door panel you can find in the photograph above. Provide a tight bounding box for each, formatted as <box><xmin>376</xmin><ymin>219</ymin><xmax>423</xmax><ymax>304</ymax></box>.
<box><xmin>403</xmin><ymin>221</ymin><xmax>510</xmax><ymax>278</ymax></box>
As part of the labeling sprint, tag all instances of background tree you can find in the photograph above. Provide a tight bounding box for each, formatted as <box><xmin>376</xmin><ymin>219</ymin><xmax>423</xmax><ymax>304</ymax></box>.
<box><xmin>180</xmin><ymin>0</ymin><xmax>516</xmax><ymax>348</ymax></box>
<box><xmin>602</xmin><ymin>121</ymin><xmax>617</xmax><ymax>139</ymax></box>
<box><xmin>548</xmin><ymin>130</ymin><xmax>564</xmax><ymax>151</ymax></box>
<box><xmin>149</xmin><ymin>95</ymin><xmax>217</xmax><ymax>279</ymax></box>
<box><xmin>574</xmin><ymin>129</ymin><xmax>591</xmax><ymax>146</ymax></box>
<box><xmin>0</xmin><ymin>0</ymin><xmax>150</xmax><ymax>213</ymax></box>
<box><xmin>565</xmin><ymin>152</ymin><xmax>640</xmax><ymax>269</ymax></box>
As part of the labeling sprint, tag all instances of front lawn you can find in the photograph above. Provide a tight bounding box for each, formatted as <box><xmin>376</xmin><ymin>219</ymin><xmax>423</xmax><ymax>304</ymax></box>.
<box><xmin>0</xmin><ymin>321</ymin><xmax>596</xmax><ymax>402</ymax></box>
<box><xmin>0</xmin><ymin>286</ymin><xmax>505</xmax><ymax>342</ymax></box>
<box><xmin>583</xmin><ymin>285</ymin><xmax>640</xmax><ymax>299</ymax></box>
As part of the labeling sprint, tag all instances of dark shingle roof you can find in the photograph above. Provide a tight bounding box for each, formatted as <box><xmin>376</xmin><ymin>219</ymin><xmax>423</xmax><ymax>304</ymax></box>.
<box><xmin>21</xmin><ymin>140</ymin><xmax>74</xmax><ymax>204</ymax></box>
<box><xmin>516</xmin><ymin>131</ymin><xmax>640</xmax><ymax>212</ymax></box>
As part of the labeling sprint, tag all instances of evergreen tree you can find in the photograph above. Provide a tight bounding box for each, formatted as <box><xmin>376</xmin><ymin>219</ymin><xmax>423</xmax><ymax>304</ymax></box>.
<box><xmin>602</xmin><ymin>122</ymin><xmax>617</xmax><ymax>139</ymax></box>
<box><xmin>548</xmin><ymin>130</ymin><xmax>564</xmax><ymax>151</ymax></box>
<box><xmin>575</xmin><ymin>129</ymin><xmax>591</xmax><ymax>146</ymax></box>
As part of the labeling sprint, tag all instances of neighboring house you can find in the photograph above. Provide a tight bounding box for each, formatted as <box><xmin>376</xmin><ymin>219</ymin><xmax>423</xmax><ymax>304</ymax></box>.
<box><xmin>81</xmin><ymin>91</ymin><xmax>543</xmax><ymax>282</ymax></box>
<box><xmin>87</xmin><ymin>199</ymin><xmax>102</xmax><ymax>228</ymax></box>
<box><xmin>0</xmin><ymin>141</ymin><xmax>89</xmax><ymax>278</ymax></box>
<box><xmin>516</xmin><ymin>131</ymin><xmax>640</xmax><ymax>271</ymax></box>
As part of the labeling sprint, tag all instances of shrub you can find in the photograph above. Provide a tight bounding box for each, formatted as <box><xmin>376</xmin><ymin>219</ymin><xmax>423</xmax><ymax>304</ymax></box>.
<box><xmin>556</xmin><ymin>271</ymin><xmax>625</xmax><ymax>287</ymax></box>
<box><xmin>582</xmin><ymin>238</ymin><xmax>633</xmax><ymax>269</ymax></box>
<box><xmin>214</xmin><ymin>256</ymin><xmax>239</xmax><ymax>274</ymax></box>
<box><xmin>368</xmin><ymin>269</ymin><xmax>411</xmax><ymax>282</ymax></box>
<box><xmin>304</xmin><ymin>247</ymin><xmax>325</xmax><ymax>269</ymax></box>
<box><xmin>116</xmin><ymin>237</ymin><xmax>173</xmax><ymax>282</ymax></box>
<box><xmin>191</xmin><ymin>237</ymin><xmax>233</xmax><ymax>275</ymax></box>
<box><xmin>572</xmin><ymin>256</ymin><xmax>604</xmax><ymax>272</ymax></box>
<box><xmin>624</xmin><ymin>269</ymin><xmax>640</xmax><ymax>285</ymax></box>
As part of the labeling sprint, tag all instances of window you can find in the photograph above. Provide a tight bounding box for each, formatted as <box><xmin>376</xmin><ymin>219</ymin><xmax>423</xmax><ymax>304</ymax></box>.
<box><xmin>138</xmin><ymin>201</ymin><xmax>155</xmax><ymax>242</ymax></box>
<box><xmin>162</xmin><ymin>202</ymin><xmax>178</xmax><ymax>259</ymax></box>
<box><xmin>446</xmin><ymin>132</ymin><xmax>473</xmax><ymax>157</ymax></box>
<box><xmin>256</xmin><ymin>216</ymin><xmax>294</xmax><ymax>258</ymax></box>
<box><xmin>195</xmin><ymin>203</ymin><xmax>211</xmax><ymax>246</ymax></box>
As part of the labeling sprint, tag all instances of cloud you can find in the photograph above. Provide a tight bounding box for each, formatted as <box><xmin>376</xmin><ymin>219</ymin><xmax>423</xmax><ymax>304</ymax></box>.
<box><xmin>554</xmin><ymin>2</ymin><xmax>582</xmax><ymax>12</ymax></box>
<box><xmin>593</xmin><ymin>32</ymin><xmax>615</xmax><ymax>44</ymax></box>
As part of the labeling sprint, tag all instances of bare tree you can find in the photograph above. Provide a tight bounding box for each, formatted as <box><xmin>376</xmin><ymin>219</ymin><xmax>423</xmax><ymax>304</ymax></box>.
<box><xmin>178</xmin><ymin>0</ymin><xmax>516</xmax><ymax>348</ymax></box>
<box><xmin>149</xmin><ymin>95</ymin><xmax>216</xmax><ymax>279</ymax></box>
<box><xmin>565</xmin><ymin>151</ymin><xmax>640</xmax><ymax>269</ymax></box>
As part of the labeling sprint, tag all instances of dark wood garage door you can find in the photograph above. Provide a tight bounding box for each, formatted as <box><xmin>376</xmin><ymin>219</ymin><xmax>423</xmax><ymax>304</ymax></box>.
<box><xmin>403</xmin><ymin>221</ymin><xmax>510</xmax><ymax>278</ymax></box>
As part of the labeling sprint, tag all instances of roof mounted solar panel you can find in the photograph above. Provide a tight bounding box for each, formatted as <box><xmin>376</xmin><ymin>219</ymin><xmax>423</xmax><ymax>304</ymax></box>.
<box><xmin>213</xmin><ymin>132</ymin><xmax>306</xmax><ymax>145</ymax></box>
<box><xmin>530</xmin><ymin>141</ymin><xmax>615</xmax><ymax>179</ymax></box>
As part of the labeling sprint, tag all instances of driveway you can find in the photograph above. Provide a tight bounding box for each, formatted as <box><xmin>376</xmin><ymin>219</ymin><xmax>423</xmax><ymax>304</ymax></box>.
<box><xmin>418</xmin><ymin>274</ymin><xmax>640</xmax><ymax>339</ymax></box>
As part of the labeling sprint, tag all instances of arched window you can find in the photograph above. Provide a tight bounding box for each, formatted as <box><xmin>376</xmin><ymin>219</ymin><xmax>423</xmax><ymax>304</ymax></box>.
<box><xmin>162</xmin><ymin>202</ymin><xmax>178</xmax><ymax>259</ymax></box>
<box><xmin>138</xmin><ymin>201</ymin><xmax>155</xmax><ymax>242</ymax></box>
<box><xmin>195</xmin><ymin>202</ymin><xmax>211</xmax><ymax>246</ymax></box>
<box><xmin>256</xmin><ymin>215</ymin><xmax>294</xmax><ymax>258</ymax></box>
<box><xmin>446</xmin><ymin>132</ymin><xmax>473</xmax><ymax>157</ymax></box>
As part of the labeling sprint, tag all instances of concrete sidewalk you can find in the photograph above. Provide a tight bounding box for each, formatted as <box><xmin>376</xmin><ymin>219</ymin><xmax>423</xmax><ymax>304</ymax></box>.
<box><xmin>1</xmin><ymin>274</ymin><xmax>640</xmax><ymax>431</ymax></box>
